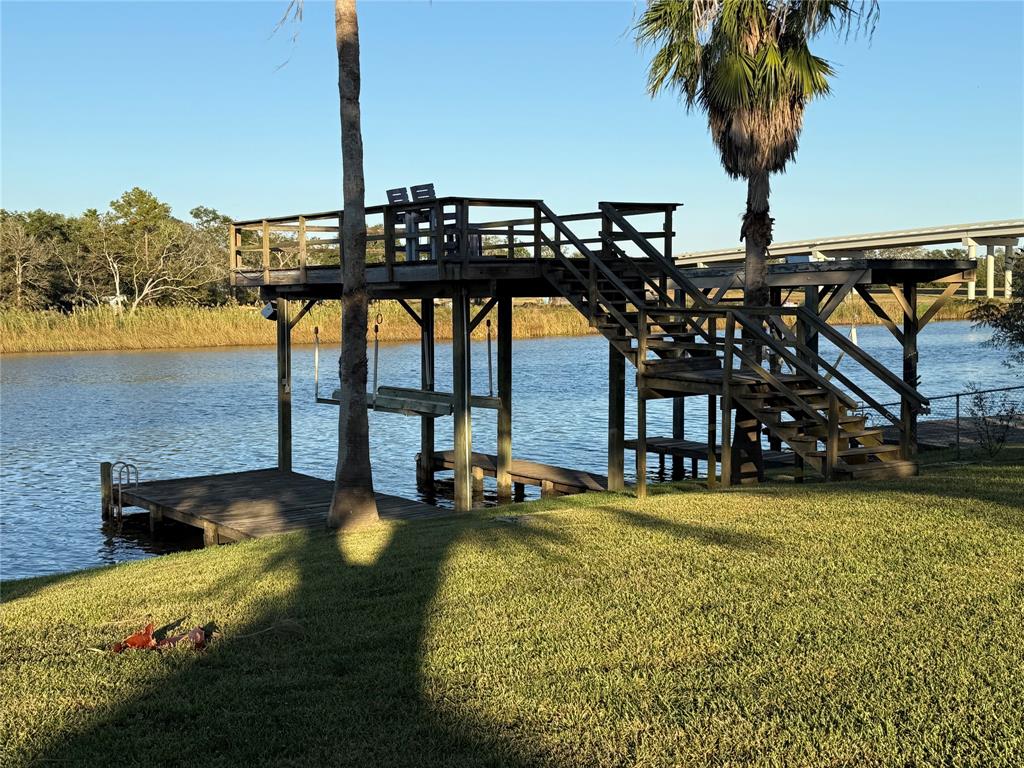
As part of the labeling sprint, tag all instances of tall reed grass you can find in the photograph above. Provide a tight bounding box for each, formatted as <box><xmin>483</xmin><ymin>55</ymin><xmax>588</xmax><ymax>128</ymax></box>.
<box><xmin>0</xmin><ymin>295</ymin><xmax>974</xmax><ymax>355</ymax></box>
<box><xmin>0</xmin><ymin>302</ymin><xmax>593</xmax><ymax>354</ymax></box>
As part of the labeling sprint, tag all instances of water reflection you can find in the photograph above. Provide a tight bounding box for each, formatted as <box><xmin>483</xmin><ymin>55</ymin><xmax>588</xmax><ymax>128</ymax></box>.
<box><xmin>0</xmin><ymin>321</ymin><xmax>1015</xmax><ymax>580</ymax></box>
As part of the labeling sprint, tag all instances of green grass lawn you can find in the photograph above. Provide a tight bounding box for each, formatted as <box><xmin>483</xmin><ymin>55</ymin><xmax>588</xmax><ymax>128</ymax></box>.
<box><xmin>3</xmin><ymin>454</ymin><xmax>1023</xmax><ymax>767</ymax></box>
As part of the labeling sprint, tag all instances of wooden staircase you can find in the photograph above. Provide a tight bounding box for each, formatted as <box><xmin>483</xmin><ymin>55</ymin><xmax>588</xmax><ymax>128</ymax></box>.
<box><xmin>536</xmin><ymin>201</ymin><xmax>929</xmax><ymax>486</ymax></box>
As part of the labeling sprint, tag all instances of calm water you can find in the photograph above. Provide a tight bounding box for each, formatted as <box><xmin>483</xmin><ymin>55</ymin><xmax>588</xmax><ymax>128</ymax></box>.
<box><xmin>1</xmin><ymin>320</ymin><xmax>1018</xmax><ymax>581</ymax></box>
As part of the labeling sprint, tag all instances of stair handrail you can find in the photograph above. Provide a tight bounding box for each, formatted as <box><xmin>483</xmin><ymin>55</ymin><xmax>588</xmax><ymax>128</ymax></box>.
<box><xmin>797</xmin><ymin>307</ymin><xmax>929</xmax><ymax>414</ymax></box>
<box><xmin>536</xmin><ymin>202</ymin><xmax>653</xmax><ymax>334</ymax></box>
<box><xmin>600</xmin><ymin>202</ymin><xmax>929</xmax><ymax>422</ymax></box>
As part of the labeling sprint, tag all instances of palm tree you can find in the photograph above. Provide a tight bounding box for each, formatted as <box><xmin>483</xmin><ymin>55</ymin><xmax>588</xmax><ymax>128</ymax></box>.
<box><xmin>328</xmin><ymin>0</ymin><xmax>378</xmax><ymax>527</ymax></box>
<box><xmin>636</xmin><ymin>0</ymin><xmax>878</xmax><ymax>308</ymax></box>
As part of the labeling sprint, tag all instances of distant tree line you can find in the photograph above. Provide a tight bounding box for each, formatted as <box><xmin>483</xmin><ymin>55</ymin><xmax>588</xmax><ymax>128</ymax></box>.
<box><xmin>0</xmin><ymin>188</ymin><xmax>232</xmax><ymax>313</ymax></box>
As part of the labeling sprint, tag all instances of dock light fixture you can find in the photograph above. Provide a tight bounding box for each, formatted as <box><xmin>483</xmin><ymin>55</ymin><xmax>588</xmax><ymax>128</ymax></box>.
<box><xmin>261</xmin><ymin>301</ymin><xmax>278</xmax><ymax>321</ymax></box>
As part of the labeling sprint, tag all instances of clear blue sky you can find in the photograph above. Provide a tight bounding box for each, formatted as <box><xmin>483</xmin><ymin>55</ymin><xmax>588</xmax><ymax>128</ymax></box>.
<box><xmin>2</xmin><ymin>1</ymin><xmax>1022</xmax><ymax>249</ymax></box>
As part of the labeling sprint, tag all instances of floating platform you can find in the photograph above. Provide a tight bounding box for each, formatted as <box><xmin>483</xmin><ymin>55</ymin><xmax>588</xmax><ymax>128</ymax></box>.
<box><xmin>114</xmin><ymin>468</ymin><xmax>447</xmax><ymax>545</ymax></box>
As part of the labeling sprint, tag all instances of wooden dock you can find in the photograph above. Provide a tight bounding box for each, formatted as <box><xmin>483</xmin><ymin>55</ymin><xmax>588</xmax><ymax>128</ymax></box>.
<box><xmin>428</xmin><ymin>451</ymin><xmax>607</xmax><ymax>497</ymax></box>
<box><xmin>113</xmin><ymin>468</ymin><xmax>447</xmax><ymax>545</ymax></box>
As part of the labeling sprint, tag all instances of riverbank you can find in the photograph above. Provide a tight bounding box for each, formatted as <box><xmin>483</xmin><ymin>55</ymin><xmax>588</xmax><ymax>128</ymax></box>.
<box><xmin>2</xmin><ymin>452</ymin><xmax>1021</xmax><ymax>766</ymax></box>
<box><xmin>0</xmin><ymin>296</ymin><xmax>975</xmax><ymax>354</ymax></box>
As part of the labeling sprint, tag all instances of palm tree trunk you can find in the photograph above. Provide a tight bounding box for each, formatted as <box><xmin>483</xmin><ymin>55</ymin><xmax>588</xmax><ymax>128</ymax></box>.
<box><xmin>741</xmin><ymin>171</ymin><xmax>772</xmax><ymax>309</ymax></box>
<box><xmin>328</xmin><ymin>0</ymin><xmax>378</xmax><ymax>528</ymax></box>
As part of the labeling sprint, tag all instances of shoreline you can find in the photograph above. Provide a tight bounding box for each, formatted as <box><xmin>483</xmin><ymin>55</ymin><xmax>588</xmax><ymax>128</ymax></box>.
<box><xmin>0</xmin><ymin>298</ymin><xmax>975</xmax><ymax>355</ymax></box>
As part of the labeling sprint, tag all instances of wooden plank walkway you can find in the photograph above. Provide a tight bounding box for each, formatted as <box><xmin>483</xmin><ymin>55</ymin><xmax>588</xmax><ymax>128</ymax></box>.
<box><xmin>430</xmin><ymin>451</ymin><xmax>607</xmax><ymax>496</ymax></box>
<box><xmin>882</xmin><ymin>416</ymin><xmax>1024</xmax><ymax>450</ymax></box>
<box><xmin>119</xmin><ymin>468</ymin><xmax>447</xmax><ymax>545</ymax></box>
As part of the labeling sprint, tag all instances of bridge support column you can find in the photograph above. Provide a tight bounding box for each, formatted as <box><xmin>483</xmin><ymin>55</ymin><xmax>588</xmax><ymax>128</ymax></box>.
<box><xmin>1007</xmin><ymin>245</ymin><xmax>1015</xmax><ymax>298</ymax></box>
<box><xmin>452</xmin><ymin>287</ymin><xmax>473</xmax><ymax>511</ymax></box>
<box><xmin>967</xmin><ymin>241</ymin><xmax>977</xmax><ymax>300</ymax></box>
<box><xmin>496</xmin><ymin>295</ymin><xmax>513</xmax><ymax>502</ymax></box>
<box><xmin>608</xmin><ymin>343</ymin><xmax>625</xmax><ymax>491</ymax></box>
<box><xmin>277</xmin><ymin>297</ymin><xmax>292</xmax><ymax>472</ymax></box>
<box><xmin>987</xmin><ymin>245</ymin><xmax>997</xmax><ymax>299</ymax></box>
<box><xmin>417</xmin><ymin>298</ymin><xmax>436</xmax><ymax>491</ymax></box>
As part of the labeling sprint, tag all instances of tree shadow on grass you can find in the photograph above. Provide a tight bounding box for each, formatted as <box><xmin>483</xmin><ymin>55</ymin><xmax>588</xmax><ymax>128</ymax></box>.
<box><xmin>607</xmin><ymin>507</ymin><xmax>776</xmax><ymax>552</ymax></box>
<box><xmin>25</xmin><ymin>505</ymin><xmax>573</xmax><ymax>768</ymax></box>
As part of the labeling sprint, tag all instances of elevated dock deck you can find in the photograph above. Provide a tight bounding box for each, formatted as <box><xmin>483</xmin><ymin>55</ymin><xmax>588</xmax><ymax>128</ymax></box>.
<box><xmin>115</xmin><ymin>469</ymin><xmax>446</xmax><ymax>545</ymax></box>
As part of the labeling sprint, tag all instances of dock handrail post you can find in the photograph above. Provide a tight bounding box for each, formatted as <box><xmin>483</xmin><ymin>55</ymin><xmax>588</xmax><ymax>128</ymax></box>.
<box><xmin>228</xmin><ymin>223</ymin><xmax>238</xmax><ymax>287</ymax></box>
<box><xmin>298</xmin><ymin>216</ymin><xmax>307</xmax><ymax>283</ymax></box>
<box><xmin>277</xmin><ymin>297</ymin><xmax>292</xmax><ymax>472</ymax></box>
<box><xmin>608</xmin><ymin>343</ymin><xmax>625</xmax><ymax>491</ymax></box>
<box><xmin>452</xmin><ymin>287</ymin><xmax>473</xmax><ymax>511</ymax></box>
<box><xmin>496</xmin><ymin>295</ymin><xmax>513</xmax><ymax>502</ymax></box>
<box><xmin>261</xmin><ymin>220</ymin><xmax>271</xmax><ymax>283</ymax></box>
<box><xmin>533</xmin><ymin>205</ymin><xmax>542</xmax><ymax>262</ymax></box>
<box><xmin>100</xmin><ymin>462</ymin><xmax>113</xmax><ymax>522</ymax></box>
<box><xmin>720</xmin><ymin>312</ymin><xmax>736</xmax><ymax>487</ymax></box>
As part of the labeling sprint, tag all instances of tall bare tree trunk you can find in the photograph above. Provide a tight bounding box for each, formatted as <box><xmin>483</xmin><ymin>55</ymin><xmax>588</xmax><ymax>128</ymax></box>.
<box><xmin>328</xmin><ymin>0</ymin><xmax>378</xmax><ymax>528</ymax></box>
<box><xmin>741</xmin><ymin>171</ymin><xmax>772</xmax><ymax>309</ymax></box>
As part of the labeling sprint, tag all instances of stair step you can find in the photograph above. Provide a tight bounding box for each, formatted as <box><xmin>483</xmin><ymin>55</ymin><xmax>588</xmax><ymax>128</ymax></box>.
<box><xmin>776</xmin><ymin>414</ymin><xmax>865</xmax><ymax>428</ymax></box>
<box><xmin>839</xmin><ymin>459</ymin><xmax>918</xmax><ymax>479</ymax></box>
<box><xmin>804</xmin><ymin>426</ymin><xmax>884</xmax><ymax>440</ymax></box>
<box><xmin>755</xmin><ymin>403</ymin><xmax>831</xmax><ymax>415</ymax></box>
<box><xmin>642</xmin><ymin>358</ymin><xmax>723</xmax><ymax>374</ymax></box>
<box><xmin>806</xmin><ymin>445</ymin><xmax>901</xmax><ymax>459</ymax></box>
<box><xmin>741</xmin><ymin>388</ymin><xmax>828</xmax><ymax>399</ymax></box>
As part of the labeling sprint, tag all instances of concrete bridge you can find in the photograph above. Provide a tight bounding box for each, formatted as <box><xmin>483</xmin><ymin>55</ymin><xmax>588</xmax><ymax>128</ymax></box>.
<box><xmin>678</xmin><ymin>219</ymin><xmax>1023</xmax><ymax>299</ymax></box>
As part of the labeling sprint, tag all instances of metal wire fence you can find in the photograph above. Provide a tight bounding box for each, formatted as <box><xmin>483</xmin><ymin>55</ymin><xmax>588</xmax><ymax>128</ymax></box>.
<box><xmin>860</xmin><ymin>384</ymin><xmax>1024</xmax><ymax>459</ymax></box>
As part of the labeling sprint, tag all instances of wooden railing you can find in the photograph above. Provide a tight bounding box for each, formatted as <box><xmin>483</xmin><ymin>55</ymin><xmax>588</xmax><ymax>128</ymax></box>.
<box><xmin>228</xmin><ymin>197</ymin><xmax>677</xmax><ymax>286</ymax></box>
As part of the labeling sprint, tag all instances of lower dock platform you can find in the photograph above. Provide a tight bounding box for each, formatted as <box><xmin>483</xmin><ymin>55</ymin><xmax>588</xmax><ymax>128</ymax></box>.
<box><xmin>427</xmin><ymin>451</ymin><xmax>608</xmax><ymax>497</ymax></box>
<box><xmin>113</xmin><ymin>468</ymin><xmax>447</xmax><ymax>545</ymax></box>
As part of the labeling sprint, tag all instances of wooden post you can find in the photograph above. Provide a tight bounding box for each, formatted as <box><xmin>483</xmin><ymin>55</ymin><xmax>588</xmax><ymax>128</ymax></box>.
<box><xmin>298</xmin><ymin>216</ymin><xmax>307</xmax><ymax>283</ymax></box>
<box><xmin>672</xmin><ymin>283</ymin><xmax>685</xmax><ymax>480</ymax></box>
<box><xmin>706</xmin><ymin>394</ymin><xmax>717</xmax><ymax>487</ymax></box>
<box><xmin>901</xmin><ymin>281</ymin><xmax>919</xmax><ymax>462</ymax></box>
<box><xmin>228</xmin><ymin>224</ymin><xmax>238</xmax><ymax>287</ymax></box>
<box><xmin>608</xmin><ymin>343</ymin><xmax>625</xmax><ymax>491</ymax></box>
<box><xmin>452</xmin><ymin>287</ymin><xmax>473</xmax><ymax>511</ymax></box>
<box><xmin>636</xmin><ymin>389</ymin><xmax>647</xmax><ymax>499</ymax></box>
<box><xmin>826</xmin><ymin>394</ymin><xmax>840</xmax><ymax>480</ymax></box>
<box><xmin>671</xmin><ymin>395</ymin><xmax>685</xmax><ymax>480</ymax></box>
<box><xmin>100</xmin><ymin>462</ymin><xmax>113</xmax><ymax>521</ymax></box>
<box><xmin>720</xmin><ymin>314</ymin><xmax>735</xmax><ymax>487</ymax></box>
<box><xmin>496</xmin><ymin>295</ymin><xmax>513</xmax><ymax>501</ymax></box>
<box><xmin>277</xmin><ymin>297</ymin><xmax>292</xmax><ymax>472</ymax></box>
<box><xmin>261</xmin><ymin>220</ymin><xmax>271</xmax><ymax>282</ymax></box>
<box><xmin>417</xmin><ymin>298</ymin><xmax>436</xmax><ymax>490</ymax></box>
<box><xmin>803</xmin><ymin>285</ymin><xmax>819</xmax><ymax>369</ymax></box>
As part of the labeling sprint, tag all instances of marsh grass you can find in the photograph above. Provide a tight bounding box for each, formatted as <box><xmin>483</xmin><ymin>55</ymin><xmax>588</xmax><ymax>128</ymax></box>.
<box><xmin>0</xmin><ymin>295</ymin><xmax>972</xmax><ymax>355</ymax></box>
<box><xmin>0</xmin><ymin>302</ymin><xmax>593</xmax><ymax>354</ymax></box>
<box><xmin>2</xmin><ymin>452</ymin><xmax>1022</xmax><ymax>767</ymax></box>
